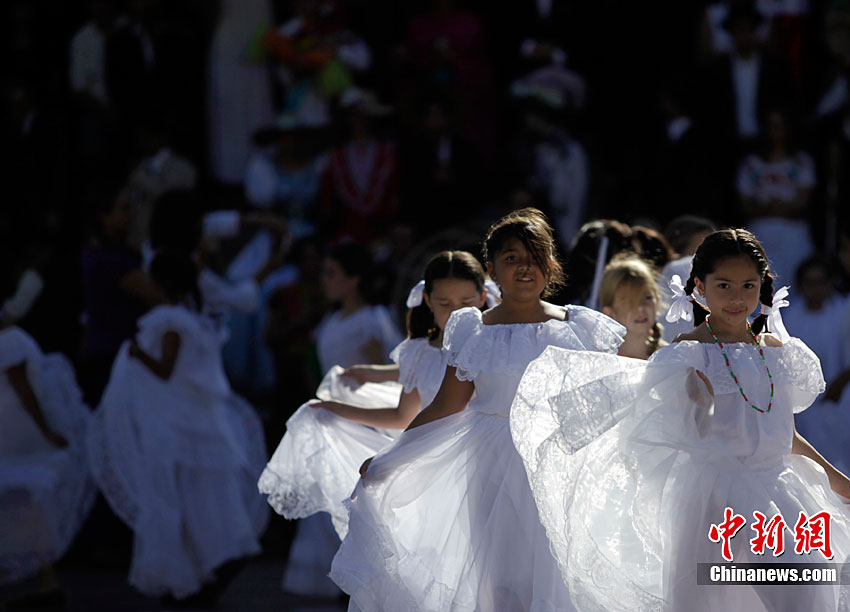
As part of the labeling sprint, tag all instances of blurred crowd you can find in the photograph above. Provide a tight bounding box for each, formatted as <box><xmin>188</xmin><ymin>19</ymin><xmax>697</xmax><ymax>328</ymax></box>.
<box><xmin>4</xmin><ymin>0</ymin><xmax>850</xmax><ymax>605</ymax></box>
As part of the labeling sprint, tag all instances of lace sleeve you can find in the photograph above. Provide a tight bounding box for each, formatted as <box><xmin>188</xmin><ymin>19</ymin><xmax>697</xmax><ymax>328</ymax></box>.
<box><xmin>775</xmin><ymin>338</ymin><xmax>826</xmax><ymax>413</ymax></box>
<box><xmin>564</xmin><ymin>305</ymin><xmax>626</xmax><ymax>354</ymax></box>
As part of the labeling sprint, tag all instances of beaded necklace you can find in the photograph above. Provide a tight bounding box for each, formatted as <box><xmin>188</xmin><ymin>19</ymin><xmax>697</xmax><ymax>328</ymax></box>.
<box><xmin>705</xmin><ymin>315</ymin><xmax>774</xmax><ymax>414</ymax></box>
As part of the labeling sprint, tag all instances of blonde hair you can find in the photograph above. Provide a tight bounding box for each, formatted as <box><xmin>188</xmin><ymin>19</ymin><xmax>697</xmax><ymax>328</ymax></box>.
<box><xmin>600</xmin><ymin>255</ymin><xmax>665</xmax><ymax>355</ymax></box>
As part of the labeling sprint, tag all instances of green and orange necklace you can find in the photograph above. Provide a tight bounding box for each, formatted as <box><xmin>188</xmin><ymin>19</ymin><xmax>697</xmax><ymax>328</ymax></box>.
<box><xmin>705</xmin><ymin>315</ymin><xmax>774</xmax><ymax>414</ymax></box>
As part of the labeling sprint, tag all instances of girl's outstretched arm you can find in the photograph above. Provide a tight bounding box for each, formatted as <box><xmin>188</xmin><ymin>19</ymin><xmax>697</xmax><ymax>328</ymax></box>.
<box><xmin>341</xmin><ymin>363</ymin><xmax>399</xmax><ymax>385</ymax></box>
<box><xmin>314</xmin><ymin>388</ymin><xmax>421</xmax><ymax>430</ymax></box>
<box><xmin>792</xmin><ymin>428</ymin><xmax>850</xmax><ymax>499</ymax></box>
<box><xmin>405</xmin><ymin>366</ymin><xmax>474</xmax><ymax>431</ymax></box>
<box><xmin>359</xmin><ymin>367</ymin><xmax>473</xmax><ymax>477</ymax></box>
<box><xmin>129</xmin><ymin>331</ymin><xmax>181</xmax><ymax>381</ymax></box>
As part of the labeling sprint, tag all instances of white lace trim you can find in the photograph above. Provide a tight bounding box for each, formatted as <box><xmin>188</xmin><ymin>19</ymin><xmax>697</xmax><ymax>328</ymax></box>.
<box><xmin>442</xmin><ymin>306</ymin><xmax>625</xmax><ymax>382</ymax></box>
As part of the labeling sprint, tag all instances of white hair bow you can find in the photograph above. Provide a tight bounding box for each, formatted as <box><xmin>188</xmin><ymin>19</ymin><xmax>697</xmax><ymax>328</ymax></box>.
<box><xmin>406</xmin><ymin>280</ymin><xmax>427</xmax><ymax>308</ymax></box>
<box><xmin>761</xmin><ymin>286</ymin><xmax>790</xmax><ymax>343</ymax></box>
<box><xmin>483</xmin><ymin>279</ymin><xmax>501</xmax><ymax>308</ymax></box>
<box><xmin>665</xmin><ymin>275</ymin><xmax>693</xmax><ymax>323</ymax></box>
<box><xmin>406</xmin><ymin>278</ymin><xmax>502</xmax><ymax>309</ymax></box>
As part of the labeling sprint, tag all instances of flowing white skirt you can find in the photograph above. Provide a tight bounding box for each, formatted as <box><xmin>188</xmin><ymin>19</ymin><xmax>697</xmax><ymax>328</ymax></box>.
<box><xmin>330</xmin><ymin>407</ymin><xmax>575</xmax><ymax>612</ymax></box>
<box><xmin>0</xmin><ymin>354</ymin><xmax>96</xmax><ymax>584</ymax></box>
<box><xmin>258</xmin><ymin>366</ymin><xmax>402</xmax><ymax>537</ymax></box>
<box><xmin>511</xmin><ymin>348</ymin><xmax>850</xmax><ymax>612</ymax></box>
<box><xmin>88</xmin><ymin>346</ymin><xmax>269</xmax><ymax>598</ymax></box>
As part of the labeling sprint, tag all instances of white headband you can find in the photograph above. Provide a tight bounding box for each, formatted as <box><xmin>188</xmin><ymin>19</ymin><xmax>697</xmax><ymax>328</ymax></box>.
<box><xmin>406</xmin><ymin>279</ymin><xmax>501</xmax><ymax>309</ymax></box>
<box><xmin>586</xmin><ymin>236</ymin><xmax>609</xmax><ymax>311</ymax></box>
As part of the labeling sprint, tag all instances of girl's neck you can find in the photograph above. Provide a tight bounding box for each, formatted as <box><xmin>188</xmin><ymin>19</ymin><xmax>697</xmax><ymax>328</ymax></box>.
<box><xmin>618</xmin><ymin>332</ymin><xmax>650</xmax><ymax>359</ymax></box>
<box><xmin>494</xmin><ymin>297</ymin><xmax>553</xmax><ymax>323</ymax></box>
<box><xmin>341</xmin><ymin>294</ymin><xmax>365</xmax><ymax>316</ymax></box>
<box><xmin>705</xmin><ymin>315</ymin><xmax>753</xmax><ymax>344</ymax></box>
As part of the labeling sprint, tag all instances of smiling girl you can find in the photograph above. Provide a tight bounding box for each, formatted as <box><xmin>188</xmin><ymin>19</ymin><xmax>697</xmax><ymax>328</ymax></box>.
<box><xmin>330</xmin><ymin>208</ymin><xmax>626</xmax><ymax>612</ymax></box>
<box><xmin>512</xmin><ymin>229</ymin><xmax>850</xmax><ymax>612</ymax></box>
<box><xmin>258</xmin><ymin>251</ymin><xmax>491</xmax><ymax>538</ymax></box>
<box><xmin>599</xmin><ymin>255</ymin><xmax>666</xmax><ymax>359</ymax></box>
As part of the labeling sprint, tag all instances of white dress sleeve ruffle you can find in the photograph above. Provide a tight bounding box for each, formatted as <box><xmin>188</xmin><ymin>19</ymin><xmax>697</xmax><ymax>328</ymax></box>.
<box><xmin>389</xmin><ymin>338</ymin><xmax>447</xmax><ymax>407</ymax></box>
<box><xmin>442</xmin><ymin>306</ymin><xmax>625</xmax><ymax>381</ymax></box>
<box><xmin>650</xmin><ymin>337</ymin><xmax>825</xmax><ymax>413</ymax></box>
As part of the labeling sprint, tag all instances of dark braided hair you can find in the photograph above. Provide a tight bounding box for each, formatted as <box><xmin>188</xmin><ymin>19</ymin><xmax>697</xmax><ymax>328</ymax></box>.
<box><xmin>683</xmin><ymin>229</ymin><xmax>775</xmax><ymax>334</ymax></box>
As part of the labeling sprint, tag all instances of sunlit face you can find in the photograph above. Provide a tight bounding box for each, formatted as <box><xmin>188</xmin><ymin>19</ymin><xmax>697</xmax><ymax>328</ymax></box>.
<box><xmin>487</xmin><ymin>238</ymin><xmax>548</xmax><ymax>301</ymax></box>
<box><xmin>321</xmin><ymin>257</ymin><xmax>358</xmax><ymax>303</ymax></box>
<box><xmin>424</xmin><ymin>278</ymin><xmax>486</xmax><ymax>332</ymax></box>
<box><xmin>603</xmin><ymin>280</ymin><xmax>657</xmax><ymax>336</ymax></box>
<box><xmin>695</xmin><ymin>255</ymin><xmax>762</xmax><ymax>328</ymax></box>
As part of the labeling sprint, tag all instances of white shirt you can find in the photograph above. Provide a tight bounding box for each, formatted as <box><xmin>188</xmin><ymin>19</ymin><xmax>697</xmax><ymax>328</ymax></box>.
<box><xmin>732</xmin><ymin>54</ymin><xmax>761</xmax><ymax>138</ymax></box>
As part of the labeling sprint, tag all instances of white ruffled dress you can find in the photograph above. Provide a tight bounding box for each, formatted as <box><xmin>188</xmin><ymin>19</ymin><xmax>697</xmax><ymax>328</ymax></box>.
<box><xmin>87</xmin><ymin>305</ymin><xmax>269</xmax><ymax>598</ymax></box>
<box><xmin>329</xmin><ymin>306</ymin><xmax>626</xmax><ymax>612</ymax></box>
<box><xmin>512</xmin><ymin>338</ymin><xmax>850</xmax><ymax>612</ymax></box>
<box><xmin>0</xmin><ymin>327</ymin><xmax>96</xmax><ymax>584</ymax></box>
<box><xmin>258</xmin><ymin>337</ymin><xmax>447</xmax><ymax>538</ymax></box>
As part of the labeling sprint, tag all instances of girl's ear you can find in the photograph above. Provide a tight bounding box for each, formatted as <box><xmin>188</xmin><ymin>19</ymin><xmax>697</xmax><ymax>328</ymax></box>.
<box><xmin>485</xmin><ymin>261</ymin><xmax>495</xmax><ymax>283</ymax></box>
<box><xmin>694</xmin><ymin>277</ymin><xmax>705</xmax><ymax>297</ymax></box>
<box><xmin>423</xmin><ymin>292</ymin><xmax>432</xmax><ymax>310</ymax></box>
<box><xmin>478</xmin><ymin>289</ymin><xmax>488</xmax><ymax>308</ymax></box>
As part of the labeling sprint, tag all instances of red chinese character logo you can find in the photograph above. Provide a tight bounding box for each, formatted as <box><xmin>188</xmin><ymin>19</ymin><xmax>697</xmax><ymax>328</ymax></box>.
<box><xmin>750</xmin><ymin>511</ymin><xmax>787</xmax><ymax>556</ymax></box>
<box><xmin>793</xmin><ymin>511</ymin><xmax>834</xmax><ymax>559</ymax></box>
<box><xmin>708</xmin><ymin>507</ymin><xmax>747</xmax><ymax>562</ymax></box>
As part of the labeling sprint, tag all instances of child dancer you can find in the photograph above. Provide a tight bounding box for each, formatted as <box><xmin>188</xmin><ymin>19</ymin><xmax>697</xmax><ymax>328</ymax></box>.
<box><xmin>258</xmin><ymin>250</ymin><xmax>494</xmax><ymax>538</ymax></box>
<box><xmin>512</xmin><ymin>229</ymin><xmax>850</xmax><ymax>612</ymax></box>
<box><xmin>599</xmin><ymin>255</ymin><xmax>666</xmax><ymax>359</ymax></box>
<box><xmin>274</xmin><ymin>241</ymin><xmax>403</xmax><ymax>597</ymax></box>
<box><xmin>330</xmin><ymin>208</ymin><xmax>626</xmax><ymax>612</ymax></box>
<box><xmin>0</xmin><ymin>325</ymin><xmax>95</xmax><ymax>602</ymax></box>
<box><xmin>87</xmin><ymin>250</ymin><xmax>269</xmax><ymax>602</ymax></box>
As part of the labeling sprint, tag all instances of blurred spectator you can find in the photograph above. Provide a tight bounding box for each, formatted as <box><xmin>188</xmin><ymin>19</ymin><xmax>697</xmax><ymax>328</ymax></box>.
<box><xmin>207</xmin><ymin>0</ymin><xmax>275</xmax><ymax>184</ymax></box>
<box><xmin>699</xmin><ymin>0</ymin><xmax>772</xmax><ymax>60</ymax></box>
<box><xmin>631</xmin><ymin>225</ymin><xmax>674</xmax><ymax>270</ymax></box>
<box><xmin>264</xmin><ymin>0</ymin><xmax>371</xmax><ymax>125</ymax></box>
<box><xmin>70</xmin><ymin>0</ymin><xmax>123</xmax><ymax>108</ymax></box>
<box><xmin>244</xmin><ymin>115</ymin><xmax>329</xmax><ymax>240</ymax></box>
<box><xmin>701</xmin><ymin>0</ymin><xmax>794</xmax><ymax>147</ymax></box>
<box><xmin>124</xmin><ymin>119</ymin><xmax>197</xmax><ymax>250</ymax></box>
<box><xmin>737</xmin><ymin>106</ymin><xmax>815</xmax><ymax>284</ymax></box>
<box><xmin>79</xmin><ymin>181</ymin><xmax>163</xmax><ymax>405</ymax></box>
<box><xmin>401</xmin><ymin>95</ymin><xmax>480</xmax><ymax>234</ymax></box>
<box><xmin>319</xmin><ymin>88</ymin><xmax>399</xmax><ymax>244</ymax></box>
<box><xmin>512</xmin><ymin>87</ymin><xmax>588</xmax><ymax>249</ymax></box>
<box><xmin>404</xmin><ymin>0</ymin><xmax>498</xmax><ymax>155</ymax></box>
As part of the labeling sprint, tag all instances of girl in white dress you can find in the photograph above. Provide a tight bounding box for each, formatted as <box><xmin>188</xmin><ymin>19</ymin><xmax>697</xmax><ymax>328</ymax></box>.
<box><xmin>86</xmin><ymin>251</ymin><xmax>269</xmax><ymax>601</ymax></box>
<box><xmin>330</xmin><ymin>208</ymin><xmax>627</xmax><ymax>612</ymax></box>
<box><xmin>599</xmin><ymin>255</ymin><xmax>666</xmax><ymax>360</ymax></box>
<box><xmin>275</xmin><ymin>241</ymin><xmax>403</xmax><ymax>597</ymax></box>
<box><xmin>258</xmin><ymin>250</ymin><xmax>493</xmax><ymax>539</ymax></box>
<box><xmin>0</xmin><ymin>326</ymin><xmax>95</xmax><ymax>597</ymax></box>
<box><xmin>512</xmin><ymin>229</ymin><xmax>850</xmax><ymax>612</ymax></box>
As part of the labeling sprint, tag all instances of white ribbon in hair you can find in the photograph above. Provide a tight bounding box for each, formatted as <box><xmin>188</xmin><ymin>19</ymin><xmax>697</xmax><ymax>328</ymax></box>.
<box><xmin>586</xmin><ymin>236</ymin><xmax>610</xmax><ymax>311</ymax></box>
<box><xmin>484</xmin><ymin>279</ymin><xmax>501</xmax><ymax>308</ymax></box>
<box><xmin>407</xmin><ymin>278</ymin><xmax>503</xmax><ymax>309</ymax></box>
<box><xmin>761</xmin><ymin>286</ymin><xmax>790</xmax><ymax>343</ymax></box>
<box><xmin>406</xmin><ymin>280</ymin><xmax>427</xmax><ymax>308</ymax></box>
<box><xmin>665</xmin><ymin>275</ymin><xmax>694</xmax><ymax>323</ymax></box>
